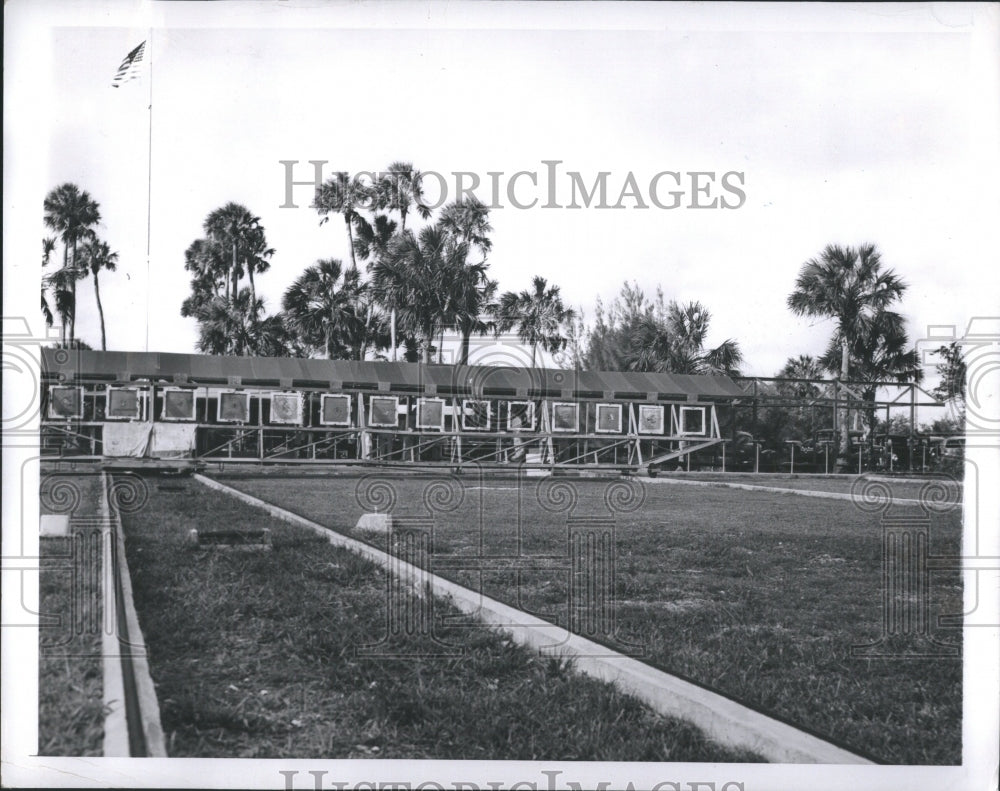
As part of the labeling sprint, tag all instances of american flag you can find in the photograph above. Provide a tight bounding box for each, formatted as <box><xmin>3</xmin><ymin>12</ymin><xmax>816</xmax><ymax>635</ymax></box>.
<box><xmin>112</xmin><ymin>41</ymin><xmax>146</xmax><ymax>88</ymax></box>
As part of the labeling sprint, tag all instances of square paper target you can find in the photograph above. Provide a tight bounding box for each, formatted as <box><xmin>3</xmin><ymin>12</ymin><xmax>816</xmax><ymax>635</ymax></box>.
<box><xmin>48</xmin><ymin>386</ymin><xmax>83</xmax><ymax>419</ymax></box>
<box><xmin>162</xmin><ymin>389</ymin><xmax>196</xmax><ymax>421</ymax></box>
<box><xmin>552</xmin><ymin>402</ymin><xmax>578</xmax><ymax>433</ymax></box>
<box><xmin>595</xmin><ymin>403</ymin><xmax>622</xmax><ymax>433</ymax></box>
<box><xmin>680</xmin><ymin>406</ymin><xmax>706</xmax><ymax>436</ymax></box>
<box><xmin>462</xmin><ymin>400</ymin><xmax>491</xmax><ymax>431</ymax></box>
<box><xmin>368</xmin><ymin>396</ymin><xmax>398</xmax><ymax>427</ymax></box>
<box><xmin>218</xmin><ymin>391</ymin><xmax>250</xmax><ymax>423</ymax></box>
<box><xmin>637</xmin><ymin>405</ymin><xmax>664</xmax><ymax>434</ymax></box>
<box><xmin>321</xmin><ymin>394</ymin><xmax>351</xmax><ymax>426</ymax></box>
<box><xmin>507</xmin><ymin>401</ymin><xmax>535</xmax><ymax>431</ymax></box>
<box><xmin>106</xmin><ymin>387</ymin><xmax>141</xmax><ymax>420</ymax></box>
<box><xmin>270</xmin><ymin>392</ymin><xmax>303</xmax><ymax>425</ymax></box>
<box><xmin>417</xmin><ymin>398</ymin><xmax>445</xmax><ymax>431</ymax></box>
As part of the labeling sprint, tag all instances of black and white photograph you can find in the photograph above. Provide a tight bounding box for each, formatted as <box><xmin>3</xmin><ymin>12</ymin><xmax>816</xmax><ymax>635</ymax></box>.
<box><xmin>3</xmin><ymin>2</ymin><xmax>999</xmax><ymax>790</ymax></box>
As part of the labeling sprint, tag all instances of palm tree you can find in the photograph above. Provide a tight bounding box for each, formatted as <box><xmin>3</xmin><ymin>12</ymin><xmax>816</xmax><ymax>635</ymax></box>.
<box><xmin>382</xmin><ymin>161</ymin><xmax>432</xmax><ymax>231</ymax></box>
<box><xmin>445</xmin><ymin>261</ymin><xmax>499</xmax><ymax>366</ymax></box>
<box><xmin>181</xmin><ymin>237</ymin><xmax>229</xmax><ymax>318</ymax></box>
<box><xmin>78</xmin><ymin>237</ymin><xmax>118</xmax><ymax>351</ymax></box>
<box><xmin>41</xmin><ymin>237</ymin><xmax>58</xmax><ymax>328</ymax></box>
<box><xmin>314</xmin><ymin>173</ymin><xmax>373</xmax><ymax>271</ymax></box>
<box><xmin>787</xmin><ymin>243</ymin><xmax>908</xmax><ymax>465</ymax></box>
<box><xmin>351</xmin><ymin>212</ymin><xmax>399</xmax><ymax>360</ymax></box>
<box><xmin>438</xmin><ymin>198</ymin><xmax>493</xmax><ymax>261</ymax></box>
<box><xmin>819</xmin><ymin>310</ymin><xmax>922</xmax><ymax>435</ymax></box>
<box><xmin>192</xmin><ymin>288</ymin><xmax>281</xmax><ymax>357</ymax></box>
<box><xmin>253</xmin><ymin>312</ymin><xmax>303</xmax><ymax>358</ymax></box>
<box><xmin>497</xmin><ymin>276</ymin><xmax>575</xmax><ymax>368</ymax></box>
<box><xmin>777</xmin><ymin>354</ymin><xmax>824</xmax><ymax>398</ymax></box>
<box><xmin>242</xmin><ymin>223</ymin><xmax>274</xmax><ymax>308</ymax></box>
<box><xmin>377</xmin><ymin>227</ymin><xmax>464</xmax><ymax>363</ymax></box>
<box><xmin>353</xmin><ymin>213</ymin><xmax>398</xmax><ymax>264</ymax></box>
<box><xmin>622</xmin><ymin>303</ymin><xmax>743</xmax><ymax>376</ymax></box>
<box><xmin>435</xmin><ymin>199</ymin><xmax>496</xmax><ymax>365</ymax></box>
<box><xmin>282</xmin><ymin>258</ymin><xmax>368</xmax><ymax>359</ymax></box>
<box><xmin>203</xmin><ymin>203</ymin><xmax>272</xmax><ymax>307</ymax></box>
<box><xmin>43</xmin><ymin>183</ymin><xmax>101</xmax><ymax>344</ymax></box>
<box><xmin>370</xmin><ymin>246</ymin><xmax>415</xmax><ymax>361</ymax></box>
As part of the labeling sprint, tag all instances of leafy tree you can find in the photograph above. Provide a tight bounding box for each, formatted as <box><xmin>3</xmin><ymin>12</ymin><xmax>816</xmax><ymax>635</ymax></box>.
<box><xmin>739</xmin><ymin>355</ymin><xmax>827</xmax><ymax>451</ymax></box>
<box><xmin>43</xmin><ymin>183</ymin><xmax>101</xmax><ymax>344</ymax></box>
<box><xmin>584</xmin><ymin>282</ymin><xmax>650</xmax><ymax>371</ymax></box>
<box><xmin>282</xmin><ymin>258</ymin><xmax>368</xmax><ymax>359</ymax></box>
<box><xmin>787</xmin><ymin>243</ymin><xmax>909</xmax><ymax>464</ymax></box>
<box><xmin>583</xmin><ymin>282</ymin><xmax>742</xmax><ymax>375</ymax></box>
<box><xmin>497</xmin><ymin>276</ymin><xmax>575</xmax><ymax>368</ymax></box>
<box><xmin>78</xmin><ymin>237</ymin><xmax>118</xmax><ymax>351</ymax></box>
<box><xmin>932</xmin><ymin>341</ymin><xmax>966</xmax><ymax>412</ymax></box>
<box><xmin>553</xmin><ymin>308</ymin><xmax>588</xmax><ymax>371</ymax></box>
<box><xmin>624</xmin><ymin>301</ymin><xmax>742</xmax><ymax>376</ymax></box>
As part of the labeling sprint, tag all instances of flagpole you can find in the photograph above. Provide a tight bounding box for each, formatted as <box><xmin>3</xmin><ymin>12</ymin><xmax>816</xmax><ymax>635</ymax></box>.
<box><xmin>145</xmin><ymin>29</ymin><xmax>153</xmax><ymax>352</ymax></box>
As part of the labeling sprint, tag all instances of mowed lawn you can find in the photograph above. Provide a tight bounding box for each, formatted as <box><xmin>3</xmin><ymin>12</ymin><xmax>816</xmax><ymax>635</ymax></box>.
<box><xmin>38</xmin><ymin>473</ymin><xmax>105</xmax><ymax>756</ymax></box>
<box><xmin>119</xmin><ymin>476</ymin><xmax>760</xmax><ymax>761</ymax></box>
<box><xmin>214</xmin><ymin>469</ymin><xmax>964</xmax><ymax>764</ymax></box>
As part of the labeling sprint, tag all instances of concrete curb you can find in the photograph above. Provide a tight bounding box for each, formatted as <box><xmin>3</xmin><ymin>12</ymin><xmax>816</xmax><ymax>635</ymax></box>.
<box><xmin>195</xmin><ymin>473</ymin><xmax>873</xmax><ymax>765</ymax></box>
<box><xmin>101</xmin><ymin>472</ymin><xmax>167</xmax><ymax>757</ymax></box>
<box><xmin>100</xmin><ymin>477</ymin><xmax>129</xmax><ymax>758</ymax></box>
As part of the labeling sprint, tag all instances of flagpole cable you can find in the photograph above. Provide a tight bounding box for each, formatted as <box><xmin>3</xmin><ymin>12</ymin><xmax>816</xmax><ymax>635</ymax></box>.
<box><xmin>145</xmin><ymin>29</ymin><xmax>153</xmax><ymax>352</ymax></box>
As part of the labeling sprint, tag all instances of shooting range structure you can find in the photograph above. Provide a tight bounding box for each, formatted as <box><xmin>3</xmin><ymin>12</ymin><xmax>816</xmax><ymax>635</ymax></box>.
<box><xmin>39</xmin><ymin>349</ymin><xmax>743</xmax><ymax>474</ymax></box>
<box><xmin>39</xmin><ymin>350</ymin><xmax>949</xmax><ymax>475</ymax></box>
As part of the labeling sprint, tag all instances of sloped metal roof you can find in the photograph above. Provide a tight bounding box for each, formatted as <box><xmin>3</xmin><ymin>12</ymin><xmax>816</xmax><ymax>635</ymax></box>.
<box><xmin>40</xmin><ymin>349</ymin><xmax>744</xmax><ymax>400</ymax></box>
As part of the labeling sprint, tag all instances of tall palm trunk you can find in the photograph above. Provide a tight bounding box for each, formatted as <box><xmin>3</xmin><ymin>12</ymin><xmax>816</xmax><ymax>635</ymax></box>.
<box><xmin>460</xmin><ymin>325</ymin><xmax>472</xmax><ymax>366</ymax></box>
<box><xmin>423</xmin><ymin>322</ymin><xmax>434</xmax><ymax>364</ymax></box>
<box><xmin>93</xmin><ymin>271</ymin><xmax>107</xmax><ymax>351</ymax></box>
<box><xmin>390</xmin><ymin>307</ymin><xmax>398</xmax><ymax>362</ymax></box>
<box><xmin>390</xmin><ymin>206</ymin><xmax>407</xmax><ymax>361</ymax></box>
<box><xmin>231</xmin><ymin>241</ymin><xmax>239</xmax><ymax>303</ymax></box>
<box><xmin>60</xmin><ymin>245</ymin><xmax>68</xmax><ymax>344</ymax></box>
<box><xmin>345</xmin><ymin>217</ymin><xmax>358</xmax><ymax>271</ymax></box>
<box><xmin>247</xmin><ymin>264</ymin><xmax>256</xmax><ymax>310</ymax></box>
<box><xmin>837</xmin><ymin>335</ymin><xmax>850</xmax><ymax>470</ymax></box>
<box><xmin>69</xmin><ymin>239</ymin><xmax>79</xmax><ymax>344</ymax></box>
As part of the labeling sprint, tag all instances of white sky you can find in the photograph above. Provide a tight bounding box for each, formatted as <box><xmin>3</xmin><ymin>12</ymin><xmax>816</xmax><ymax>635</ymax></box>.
<box><xmin>6</xmin><ymin>1</ymin><xmax>1000</xmax><ymax>382</ymax></box>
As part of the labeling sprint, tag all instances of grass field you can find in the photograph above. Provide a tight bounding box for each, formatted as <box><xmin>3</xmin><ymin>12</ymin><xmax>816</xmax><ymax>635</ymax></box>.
<box><xmin>119</xmin><ymin>477</ymin><xmax>760</xmax><ymax>761</ymax></box>
<box><xmin>38</xmin><ymin>474</ymin><xmax>105</xmax><ymax>756</ymax></box>
<box><xmin>213</xmin><ymin>468</ymin><xmax>964</xmax><ymax>764</ymax></box>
